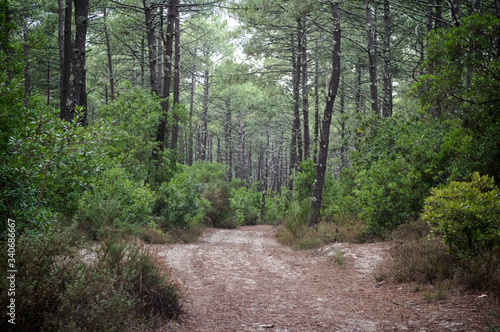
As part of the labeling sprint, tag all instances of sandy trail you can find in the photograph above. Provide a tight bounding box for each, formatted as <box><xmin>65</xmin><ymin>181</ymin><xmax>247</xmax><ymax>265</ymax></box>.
<box><xmin>154</xmin><ymin>225</ymin><xmax>496</xmax><ymax>331</ymax></box>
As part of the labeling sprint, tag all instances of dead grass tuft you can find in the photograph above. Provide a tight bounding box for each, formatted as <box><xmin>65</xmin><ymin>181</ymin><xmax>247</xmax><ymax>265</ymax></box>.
<box><xmin>276</xmin><ymin>218</ymin><xmax>364</xmax><ymax>250</ymax></box>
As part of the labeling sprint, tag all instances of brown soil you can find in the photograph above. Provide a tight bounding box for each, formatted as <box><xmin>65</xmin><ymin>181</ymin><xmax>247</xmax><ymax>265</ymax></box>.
<box><xmin>154</xmin><ymin>225</ymin><xmax>499</xmax><ymax>332</ymax></box>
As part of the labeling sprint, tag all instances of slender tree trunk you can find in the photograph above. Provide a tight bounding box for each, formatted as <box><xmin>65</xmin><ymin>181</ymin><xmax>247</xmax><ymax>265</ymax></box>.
<box><xmin>313</xmin><ymin>38</ymin><xmax>319</xmax><ymax>164</ymax></box>
<box><xmin>59</xmin><ymin>0</ymin><xmax>72</xmax><ymax>121</ymax></box>
<box><xmin>208</xmin><ymin>133</ymin><xmax>213</xmax><ymax>162</ymax></box>
<box><xmin>141</xmin><ymin>37</ymin><xmax>145</xmax><ymax>87</ymax></box>
<box><xmin>46</xmin><ymin>56</ymin><xmax>50</xmax><ymax>105</ymax></box>
<box><xmin>225</xmin><ymin>102</ymin><xmax>233</xmax><ymax>182</ymax></box>
<box><xmin>339</xmin><ymin>79</ymin><xmax>347</xmax><ymax>171</ymax></box>
<box><xmin>289</xmin><ymin>29</ymin><xmax>301</xmax><ymax>190</ymax></box>
<box><xmin>103</xmin><ymin>7</ymin><xmax>114</xmax><ymax>102</ymax></box>
<box><xmin>69</xmin><ymin>0</ymin><xmax>89</xmax><ymax>126</ymax></box>
<box><xmin>217</xmin><ymin>135</ymin><xmax>222</xmax><ymax>163</ymax></box>
<box><xmin>309</xmin><ymin>1</ymin><xmax>341</xmax><ymax>226</ymax></box>
<box><xmin>170</xmin><ymin>4</ymin><xmax>180</xmax><ymax>150</ymax></box>
<box><xmin>365</xmin><ymin>0</ymin><xmax>379</xmax><ymax>116</ymax></box>
<box><xmin>58</xmin><ymin>0</ymin><xmax>64</xmax><ymax>91</ymax></box>
<box><xmin>133</xmin><ymin>56</ymin><xmax>137</xmax><ymax>86</ymax></box>
<box><xmin>155</xmin><ymin>0</ymin><xmax>176</xmax><ymax>155</ymax></box>
<box><xmin>301</xmin><ymin>15</ymin><xmax>310</xmax><ymax>160</ymax></box>
<box><xmin>248</xmin><ymin>137</ymin><xmax>253</xmax><ymax>183</ymax></box>
<box><xmin>257</xmin><ymin>142</ymin><xmax>263</xmax><ymax>184</ymax></box>
<box><xmin>187</xmin><ymin>66</ymin><xmax>196</xmax><ymax>166</ymax></box>
<box><xmin>143</xmin><ymin>0</ymin><xmax>158</xmax><ymax>95</ymax></box>
<box><xmin>382</xmin><ymin>0</ymin><xmax>392</xmax><ymax>117</ymax></box>
<box><xmin>296</xmin><ymin>20</ymin><xmax>303</xmax><ymax>163</ymax></box>
<box><xmin>261</xmin><ymin>132</ymin><xmax>270</xmax><ymax>220</ymax></box>
<box><xmin>354</xmin><ymin>57</ymin><xmax>362</xmax><ymax>113</ymax></box>
<box><xmin>200</xmin><ymin>69</ymin><xmax>209</xmax><ymax>161</ymax></box>
<box><xmin>157</xmin><ymin>9</ymin><xmax>163</xmax><ymax>93</ymax></box>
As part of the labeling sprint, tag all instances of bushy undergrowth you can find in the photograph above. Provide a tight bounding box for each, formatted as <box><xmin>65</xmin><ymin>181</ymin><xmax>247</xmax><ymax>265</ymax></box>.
<box><xmin>0</xmin><ymin>226</ymin><xmax>182</xmax><ymax>332</ymax></box>
<box><xmin>390</xmin><ymin>220</ymin><xmax>500</xmax><ymax>298</ymax></box>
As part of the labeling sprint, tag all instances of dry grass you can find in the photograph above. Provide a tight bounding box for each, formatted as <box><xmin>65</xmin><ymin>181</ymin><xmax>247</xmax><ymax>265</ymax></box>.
<box><xmin>390</xmin><ymin>220</ymin><xmax>500</xmax><ymax>299</ymax></box>
<box><xmin>140</xmin><ymin>224</ymin><xmax>205</xmax><ymax>245</ymax></box>
<box><xmin>276</xmin><ymin>218</ymin><xmax>364</xmax><ymax>250</ymax></box>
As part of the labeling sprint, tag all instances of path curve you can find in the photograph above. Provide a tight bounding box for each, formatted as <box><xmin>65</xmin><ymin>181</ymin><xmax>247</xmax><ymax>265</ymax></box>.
<box><xmin>154</xmin><ymin>225</ymin><xmax>493</xmax><ymax>331</ymax></box>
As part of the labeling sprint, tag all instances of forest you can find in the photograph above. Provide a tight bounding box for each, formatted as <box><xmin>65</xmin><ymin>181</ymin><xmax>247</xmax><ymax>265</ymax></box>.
<box><xmin>0</xmin><ymin>0</ymin><xmax>499</xmax><ymax>330</ymax></box>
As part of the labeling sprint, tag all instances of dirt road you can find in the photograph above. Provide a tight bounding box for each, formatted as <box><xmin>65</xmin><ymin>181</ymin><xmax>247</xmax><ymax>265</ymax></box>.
<box><xmin>156</xmin><ymin>225</ymin><xmax>495</xmax><ymax>331</ymax></box>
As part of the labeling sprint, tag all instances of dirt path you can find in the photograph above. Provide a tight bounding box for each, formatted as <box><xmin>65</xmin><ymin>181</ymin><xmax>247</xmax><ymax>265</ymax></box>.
<box><xmin>155</xmin><ymin>225</ymin><xmax>496</xmax><ymax>331</ymax></box>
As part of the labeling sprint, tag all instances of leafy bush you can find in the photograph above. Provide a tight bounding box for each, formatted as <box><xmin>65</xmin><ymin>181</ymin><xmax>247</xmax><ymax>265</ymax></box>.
<box><xmin>0</xmin><ymin>103</ymin><xmax>108</xmax><ymax>233</ymax></box>
<box><xmin>229</xmin><ymin>186</ymin><xmax>261</xmax><ymax>225</ymax></box>
<box><xmin>154</xmin><ymin>169</ymin><xmax>205</xmax><ymax>230</ymax></box>
<box><xmin>294</xmin><ymin>158</ymin><xmax>316</xmax><ymax>202</ymax></box>
<box><xmin>422</xmin><ymin>172</ymin><xmax>500</xmax><ymax>258</ymax></box>
<box><xmin>187</xmin><ymin>162</ymin><xmax>234</xmax><ymax>228</ymax></box>
<box><xmin>348</xmin><ymin>113</ymin><xmax>444</xmax><ymax>236</ymax></box>
<box><xmin>78</xmin><ymin>166</ymin><xmax>156</xmax><ymax>237</ymax></box>
<box><xmin>356</xmin><ymin>154</ymin><xmax>430</xmax><ymax>236</ymax></box>
<box><xmin>97</xmin><ymin>85</ymin><xmax>163</xmax><ymax>180</ymax></box>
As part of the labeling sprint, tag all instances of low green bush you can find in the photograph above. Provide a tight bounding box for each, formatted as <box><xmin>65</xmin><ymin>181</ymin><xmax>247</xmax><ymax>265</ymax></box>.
<box><xmin>78</xmin><ymin>166</ymin><xmax>156</xmax><ymax>238</ymax></box>
<box><xmin>422</xmin><ymin>172</ymin><xmax>500</xmax><ymax>258</ymax></box>
<box><xmin>229</xmin><ymin>186</ymin><xmax>261</xmax><ymax>226</ymax></box>
<box><xmin>154</xmin><ymin>169</ymin><xmax>205</xmax><ymax>230</ymax></box>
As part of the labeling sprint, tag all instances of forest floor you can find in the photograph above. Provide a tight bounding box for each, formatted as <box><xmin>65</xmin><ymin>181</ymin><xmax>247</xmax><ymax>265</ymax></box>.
<box><xmin>153</xmin><ymin>225</ymin><xmax>499</xmax><ymax>332</ymax></box>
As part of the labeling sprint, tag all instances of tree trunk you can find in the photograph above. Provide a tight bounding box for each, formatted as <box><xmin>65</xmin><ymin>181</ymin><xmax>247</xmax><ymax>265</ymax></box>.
<box><xmin>288</xmin><ymin>28</ymin><xmax>301</xmax><ymax>190</ymax></box>
<box><xmin>69</xmin><ymin>0</ymin><xmax>89</xmax><ymax>125</ymax></box>
<box><xmin>200</xmin><ymin>69</ymin><xmax>209</xmax><ymax>161</ymax></box>
<box><xmin>59</xmin><ymin>0</ymin><xmax>72</xmax><ymax>121</ymax></box>
<box><xmin>382</xmin><ymin>0</ymin><xmax>392</xmax><ymax>117</ymax></box>
<box><xmin>313</xmin><ymin>38</ymin><xmax>319</xmax><ymax>164</ymax></box>
<box><xmin>365</xmin><ymin>0</ymin><xmax>379</xmax><ymax>116</ymax></box>
<box><xmin>354</xmin><ymin>57</ymin><xmax>362</xmax><ymax>113</ymax></box>
<box><xmin>301</xmin><ymin>15</ymin><xmax>310</xmax><ymax>160</ymax></box>
<box><xmin>309</xmin><ymin>1</ymin><xmax>341</xmax><ymax>227</ymax></box>
<box><xmin>141</xmin><ymin>37</ymin><xmax>145</xmax><ymax>86</ymax></box>
<box><xmin>296</xmin><ymin>20</ymin><xmax>303</xmax><ymax>164</ymax></box>
<box><xmin>225</xmin><ymin>101</ymin><xmax>233</xmax><ymax>182</ymax></box>
<box><xmin>187</xmin><ymin>65</ymin><xmax>196</xmax><ymax>166</ymax></box>
<box><xmin>103</xmin><ymin>7</ymin><xmax>114</xmax><ymax>102</ymax></box>
<box><xmin>170</xmin><ymin>3</ymin><xmax>180</xmax><ymax>150</ymax></box>
<box><xmin>143</xmin><ymin>0</ymin><xmax>158</xmax><ymax>95</ymax></box>
<box><xmin>260</xmin><ymin>133</ymin><xmax>270</xmax><ymax>220</ymax></box>
<box><xmin>217</xmin><ymin>134</ymin><xmax>222</xmax><ymax>163</ymax></box>
<box><xmin>155</xmin><ymin>0</ymin><xmax>176</xmax><ymax>155</ymax></box>
<box><xmin>339</xmin><ymin>78</ymin><xmax>347</xmax><ymax>171</ymax></box>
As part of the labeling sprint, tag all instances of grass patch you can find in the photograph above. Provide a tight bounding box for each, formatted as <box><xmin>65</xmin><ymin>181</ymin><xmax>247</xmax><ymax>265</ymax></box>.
<box><xmin>276</xmin><ymin>214</ymin><xmax>364</xmax><ymax>251</ymax></box>
<box><xmin>423</xmin><ymin>285</ymin><xmax>448</xmax><ymax>303</ymax></box>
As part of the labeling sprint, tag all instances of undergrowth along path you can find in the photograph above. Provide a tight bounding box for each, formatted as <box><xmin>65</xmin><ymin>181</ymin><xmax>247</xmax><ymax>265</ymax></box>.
<box><xmin>155</xmin><ymin>225</ymin><xmax>495</xmax><ymax>331</ymax></box>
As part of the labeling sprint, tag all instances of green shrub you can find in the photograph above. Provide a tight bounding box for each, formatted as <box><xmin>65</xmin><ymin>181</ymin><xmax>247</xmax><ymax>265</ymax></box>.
<box><xmin>78</xmin><ymin>166</ymin><xmax>156</xmax><ymax>237</ymax></box>
<box><xmin>0</xmin><ymin>104</ymin><xmax>108</xmax><ymax>233</ymax></box>
<box><xmin>294</xmin><ymin>159</ymin><xmax>316</xmax><ymax>202</ymax></box>
<box><xmin>186</xmin><ymin>162</ymin><xmax>234</xmax><ymax>228</ymax></box>
<box><xmin>154</xmin><ymin>169</ymin><xmax>205</xmax><ymax>230</ymax></box>
<box><xmin>356</xmin><ymin>154</ymin><xmax>430</xmax><ymax>236</ymax></box>
<box><xmin>229</xmin><ymin>186</ymin><xmax>261</xmax><ymax>225</ymax></box>
<box><xmin>422</xmin><ymin>172</ymin><xmax>500</xmax><ymax>258</ymax></box>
